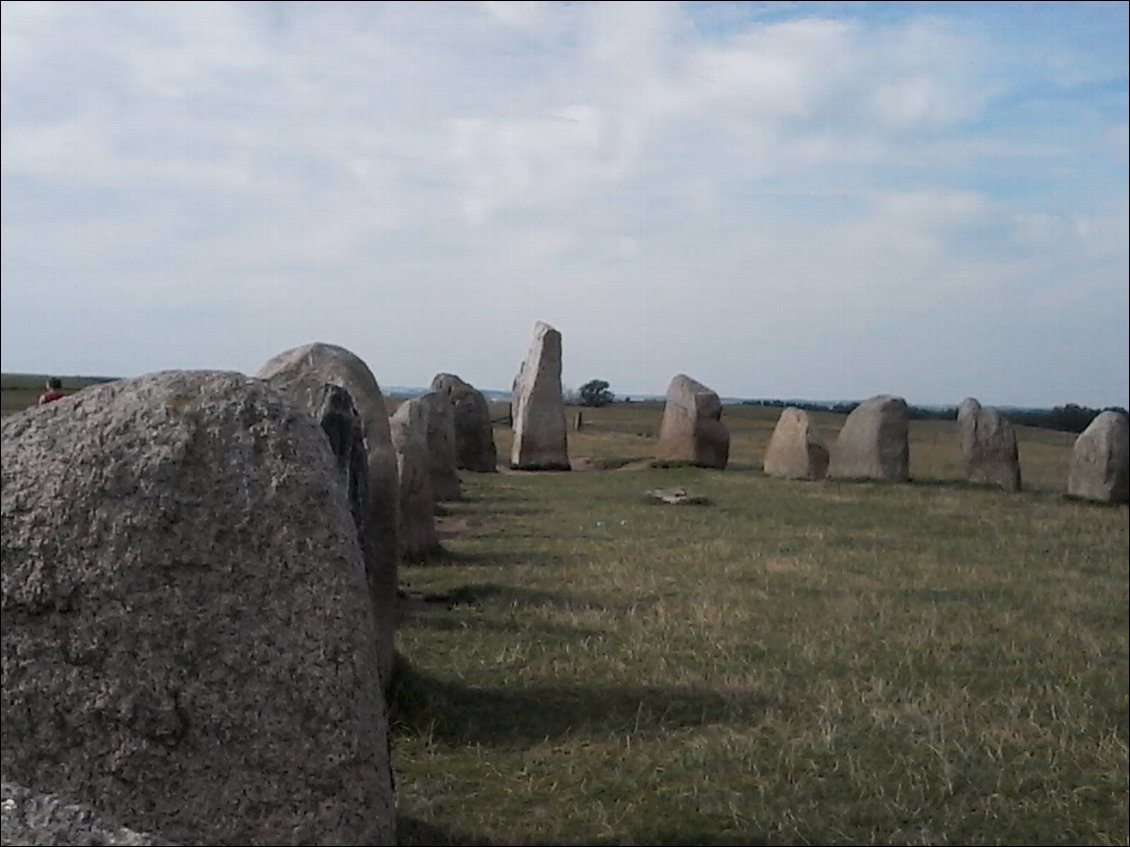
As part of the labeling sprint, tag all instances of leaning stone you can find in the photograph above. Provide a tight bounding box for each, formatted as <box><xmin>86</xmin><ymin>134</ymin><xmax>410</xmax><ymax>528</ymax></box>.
<box><xmin>430</xmin><ymin>373</ymin><xmax>498</xmax><ymax>472</ymax></box>
<box><xmin>256</xmin><ymin>342</ymin><xmax>399</xmax><ymax>691</ymax></box>
<box><xmin>763</xmin><ymin>407</ymin><xmax>829</xmax><ymax>480</ymax></box>
<box><xmin>511</xmin><ymin>322</ymin><xmax>570</xmax><ymax>470</ymax></box>
<box><xmin>656</xmin><ymin>374</ymin><xmax>729</xmax><ymax>469</ymax></box>
<box><xmin>828</xmin><ymin>394</ymin><xmax>909</xmax><ymax>481</ymax></box>
<box><xmin>389</xmin><ymin>398</ymin><xmax>441</xmax><ymax>560</ymax></box>
<box><xmin>956</xmin><ymin>397</ymin><xmax>1021</xmax><ymax>492</ymax></box>
<box><xmin>1067</xmin><ymin>410</ymin><xmax>1129</xmax><ymax>504</ymax></box>
<box><xmin>1</xmin><ymin>370</ymin><xmax>395</xmax><ymax>846</ymax></box>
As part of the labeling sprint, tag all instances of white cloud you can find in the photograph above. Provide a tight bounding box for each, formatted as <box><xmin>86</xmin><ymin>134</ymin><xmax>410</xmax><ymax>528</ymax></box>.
<box><xmin>1</xmin><ymin>1</ymin><xmax>1126</xmax><ymax>408</ymax></box>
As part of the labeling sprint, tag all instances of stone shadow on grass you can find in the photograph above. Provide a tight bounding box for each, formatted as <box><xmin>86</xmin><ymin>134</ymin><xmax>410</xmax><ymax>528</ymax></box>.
<box><xmin>389</xmin><ymin>659</ymin><xmax>776</xmax><ymax>746</ymax></box>
<box><xmin>397</xmin><ymin>815</ymin><xmax>500</xmax><ymax>846</ymax></box>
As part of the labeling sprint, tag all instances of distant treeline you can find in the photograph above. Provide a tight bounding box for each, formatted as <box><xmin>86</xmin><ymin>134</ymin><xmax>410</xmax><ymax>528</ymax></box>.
<box><xmin>740</xmin><ymin>399</ymin><xmax>1128</xmax><ymax>434</ymax></box>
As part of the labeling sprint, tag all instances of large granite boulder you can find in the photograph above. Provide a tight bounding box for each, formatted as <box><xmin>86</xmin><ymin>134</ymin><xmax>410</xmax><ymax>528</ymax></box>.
<box><xmin>656</xmin><ymin>374</ymin><xmax>729</xmax><ymax>469</ymax></box>
<box><xmin>511</xmin><ymin>322</ymin><xmax>570</xmax><ymax>470</ymax></box>
<box><xmin>956</xmin><ymin>397</ymin><xmax>1021</xmax><ymax>492</ymax></box>
<box><xmin>256</xmin><ymin>342</ymin><xmax>399</xmax><ymax>690</ymax></box>
<box><xmin>419</xmin><ymin>391</ymin><xmax>462</xmax><ymax>501</ymax></box>
<box><xmin>389</xmin><ymin>398</ymin><xmax>440</xmax><ymax>560</ymax></box>
<box><xmin>828</xmin><ymin>394</ymin><xmax>909</xmax><ymax>481</ymax></box>
<box><xmin>0</xmin><ymin>371</ymin><xmax>395</xmax><ymax>846</ymax></box>
<box><xmin>431</xmin><ymin>373</ymin><xmax>498</xmax><ymax>472</ymax></box>
<box><xmin>1067</xmin><ymin>410</ymin><xmax>1129</xmax><ymax>504</ymax></box>
<box><xmin>1</xmin><ymin>780</ymin><xmax>178</xmax><ymax>846</ymax></box>
<box><xmin>763</xmin><ymin>407</ymin><xmax>829</xmax><ymax>480</ymax></box>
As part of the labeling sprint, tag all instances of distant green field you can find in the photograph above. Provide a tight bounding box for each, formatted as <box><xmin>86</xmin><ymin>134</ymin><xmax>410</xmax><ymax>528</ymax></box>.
<box><xmin>1</xmin><ymin>373</ymin><xmax>118</xmax><ymax>416</ymax></box>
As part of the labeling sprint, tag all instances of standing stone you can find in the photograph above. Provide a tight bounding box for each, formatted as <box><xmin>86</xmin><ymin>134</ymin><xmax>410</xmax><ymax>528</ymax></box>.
<box><xmin>1</xmin><ymin>371</ymin><xmax>395</xmax><ymax>846</ymax></box>
<box><xmin>828</xmin><ymin>394</ymin><xmax>909</xmax><ymax>481</ymax></box>
<box><xmin>956</xmin><ymin>397</ymin><xmax>1022</xmax><ymax>492</ymax></box>
<box><xmin>656</xmin><ymin>374</ymin><xmax>729</xmax><ymax>469</ymax></box>
<box><xmin>389</xmin><ymin>398</ymin><xmax>440</xmax><ymax>560</ymax></box>
<box><xmin>418</xmin><ymin>391</ymin><xmax>461</xmax><ymax>501</ymax></box>
<box><xmin>763</xmin><ymin>407</ymin><xmax>829</xmax><ymax>480</ymax></box>
<box><xmin>256</xmin><ymin>342</ymin><xmax>399</xmax><ymax>692</ymax></box>
<box><xmin>1067</xmin><ymin>410</ymin><xmax>1129</xmax><ymax>504</ymax></box>
<box><xmin>511</xmin><ymin>321</ymin><xmax>570</xmax><ymax>470</ymax></box>
<box><xmin>430</xmin><ymin>373</ymin><xmax>498</xmax><ymax>472</ymax></box>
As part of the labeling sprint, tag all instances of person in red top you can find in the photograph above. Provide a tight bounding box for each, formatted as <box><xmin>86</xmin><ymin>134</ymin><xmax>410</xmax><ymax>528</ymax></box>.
<box><xmin>38</xmin><ymin>377</ymin><xmax>65</xmax><ymax>405</ymax></box>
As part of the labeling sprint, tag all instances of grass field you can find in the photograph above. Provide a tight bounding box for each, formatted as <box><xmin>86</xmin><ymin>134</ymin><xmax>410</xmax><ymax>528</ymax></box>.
<box><xmin>394</xmin><ymin>403</ymin><xmax>1126</xmax><ymax>845</ymax></box>
<box><xmin>4</xmin><ymin>376</ymin><xmax>1126</xmax><ymax>844</ymax></box>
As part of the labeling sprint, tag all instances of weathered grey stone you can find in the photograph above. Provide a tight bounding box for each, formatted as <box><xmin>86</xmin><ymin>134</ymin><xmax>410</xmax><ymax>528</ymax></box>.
<box><xmin>1</xmin><ymin>371</ymin><xmax>395</xmax><ymax>846</ymax></box>
<box><xmin>1067</xmin><ymin>410</ymin><xmax>1129</xmax><ymax>504</ymax></box>
<box><xmin>389</xmin><ymin>398</ymin><xmax>440</xmax><ymax>560</ymax></box>
<box><xmin>656</xmin><ymin>374</ymin><xmax>729</xmax><ymax>469</ymax></box>
<box><xmin>763</xmin><ymin>407</ymin><xmax>829</xmax><ymax>480</ymax></box>
<box><xmin>956</xmin><ymin>397</ymin><xmax>1021</xmax><ymax>492</ymax></box>
<box><xmin>418</xmin><ymin>391</ymin><xmax>461</xmax><ymax>501</ymax></box>
<box><xmin>828</xmin><ymin>394</ymin><xmax>909</xmax><ymax>481</ymax></box>
<box><xmin>430</xmin><ymin>373</ymin><xmax>498</xmax><ymax>472</ymax></box>
<box><xmin>2</xmin><ymin>780</ymin><xmax>178</xmax><ymax>846</ymax></box>
<box><xmin>256</xmin><ymin>342</ymin><xmax>398</xmax><ymax>691</ymax></box>
<box><xmin>511</xmin><ymin>322</ymin><xmax>570</xmax><ymax>470</ymax></box>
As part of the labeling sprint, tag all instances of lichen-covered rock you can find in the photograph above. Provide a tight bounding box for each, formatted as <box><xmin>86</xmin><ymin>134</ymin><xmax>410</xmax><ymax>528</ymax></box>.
<box><xmin>511</xmin><ymin>322</ymin><xmax>570</xmax><ymax>470</ymax></box>
<box><xmin>1</xmin><ymin>780</ymin><xmax>178</xmax><ymax>846</ymax></box>
<box><xmin>656</xmin><ymin>374</ymin><xmax>729</xmax><ymax>469</ymax></box>
<box><xmin>956</xmin><ymin>397</ymin><xmax>1021</xmax><ymax>492</ymax></box>
<box><xmin>256</xmin><ymin>342</ymin><xmax>399</xmax><ymax>690</ymax></box>
<box><xmin>430</xmin><ymin>373</ymin><xmax>498</xmax><ymax>472</ymax></box>
<box><xmin>828</xmin><ymin>395</ymin><xmax>909</xmax><ymax>481</ymax></box>
<box><xmin>1</xmin><ymin>371</ymin><xmax>395</xmax><ymax>846</ymax></box>
<box><xmin>389</xmin><ymin>398</ymin><xmax>440</xmax><ymax>560</ymax></box>
<box><xmin>1067</xmin><ymin>410</ymin><xmax>1129</xmax><ymax>504</ymax></box>
<box><xmin>763</xmin><ymin>407</ymin><xmax>829</xmax><ymax>480</ymax></box>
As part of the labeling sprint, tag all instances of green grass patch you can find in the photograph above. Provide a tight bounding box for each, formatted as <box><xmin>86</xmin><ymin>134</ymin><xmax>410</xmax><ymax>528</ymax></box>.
<box><xmin>394</xmin><ymin>455</ymin><xmax>1128</xmax><ymax>845</ymax></box>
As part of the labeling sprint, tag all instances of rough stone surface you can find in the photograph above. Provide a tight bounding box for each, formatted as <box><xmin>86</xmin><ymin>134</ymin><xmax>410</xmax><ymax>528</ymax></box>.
<box><xmin>763</xmin><ymin>407</ymin><xmax>829</xmax><ymax>480</ymax></box>
<box><xmin>956</xmin><ymin>397</ymin><xmax>1021</xmax><ymax>492</ymax></box>
<box><xmin>2</xmin><ymin>780</ymin><xmax>178</xmax><ymax>846</ymax></box>
<box><xmin>511</xmin><ymin>322</ymin><xmax>570</xmax><ymax>470</ymax></box>
<box><xmin>430</xmin><ymin>373</ymin><xmax>498</xmax><ymax>472</ymax></box>
<box><xmin>656</xmin><ymin>374</ymin><xmax>730</xmax><ymax>469</ymax></box>
<box><xmin>828</xmin><ymin>394</ymin><xmax>910</xmax><ymax>481</ymax></box>
<box><xmin>256</xmin><ymin>342</ymin><xmax>399</xmax><ymax>690</ymax></box>
<box><xmin>0</xmin><ymin>371</ymin><xmax>395</xmax><ymax>846</ymax></box>
<box><xmin>389</xmin><ymin>398</ymin><xmax>440</xmax><ymax>560</ymax></box>
<box><xmin>418</xmin><ymin>391</ymin><xmax>462</xmax><ymax>501</ymax></box>
<box><xmin>1067</xmin><ymin>410</ymin><xmax>1129</xmax><ymax>504</ymax></box>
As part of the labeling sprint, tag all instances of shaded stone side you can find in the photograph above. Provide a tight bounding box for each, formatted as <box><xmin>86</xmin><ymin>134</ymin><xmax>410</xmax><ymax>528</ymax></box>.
<box><xmin>656</xmin><ymin>374</ymin><xmax>729</xmax><ymax>469</ymax></box>
<box><xmin>431</xmin><ymin>373</ymin><xmax>498</xmax><ymax>472</ymax></box>
<box><xmin>1067</xmin><ymin>410</ymin><xmax>1129</xmax><ymax>504</ymax></box>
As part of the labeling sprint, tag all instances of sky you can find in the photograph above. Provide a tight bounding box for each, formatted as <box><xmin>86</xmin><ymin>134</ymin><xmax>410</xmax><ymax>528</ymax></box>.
<box><xmin>2</xmin><ymin>1</ymin><xmax>1127</xmax><ymax>408</ymax></box>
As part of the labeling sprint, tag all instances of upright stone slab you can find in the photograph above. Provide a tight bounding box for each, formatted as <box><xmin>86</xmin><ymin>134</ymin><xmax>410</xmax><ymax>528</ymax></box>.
<box><xmin>256</xmin><ymin>342</ymin><xmax>399</xmax><ymax>691</ymax></box>
<box><xmin>763</xmin><ymin>407</ymin><xmax>829</xmax><ymax>480</ymax></box>
<box><xmin>0</xmin><ymin>371</ymin><xmax>395</xmax><ymax>846</ymax></box>
<box><xmin>956</xmin><ymin>397</ymin><xmax>1021</xmax><ymax>492</ymax></box>
<box><xmin>431</xmin><ymin>373</ymin><xmax>498</xmax><ymax>472</ymax></box>
<box><xmin>511</xmin><ymin>321</ymin><xmax>570</xmax><ymax>470</ymax></box>
<box><xmin>828</xmin><ymin>394</ymin><xmax>909</xmax><ymax>481</ymax></box>
<box><xmin>418</xmin><ymin>391</ymin><xmax>462</xmax><ymax>501</ymax></box>
<box><xmin>656</xmin><ymin>374</ymin><xmax>729</xmax><ymax>469</ymax></box>
<box><xmin>1067</xmin><ymin>410</ymin><xmax>1129</xmax><ymax>504</ymax></box>
<box><xmin>389</xmin><ymin>398</ymin><xmax>440</xmax><ymax>560</ymax></box>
